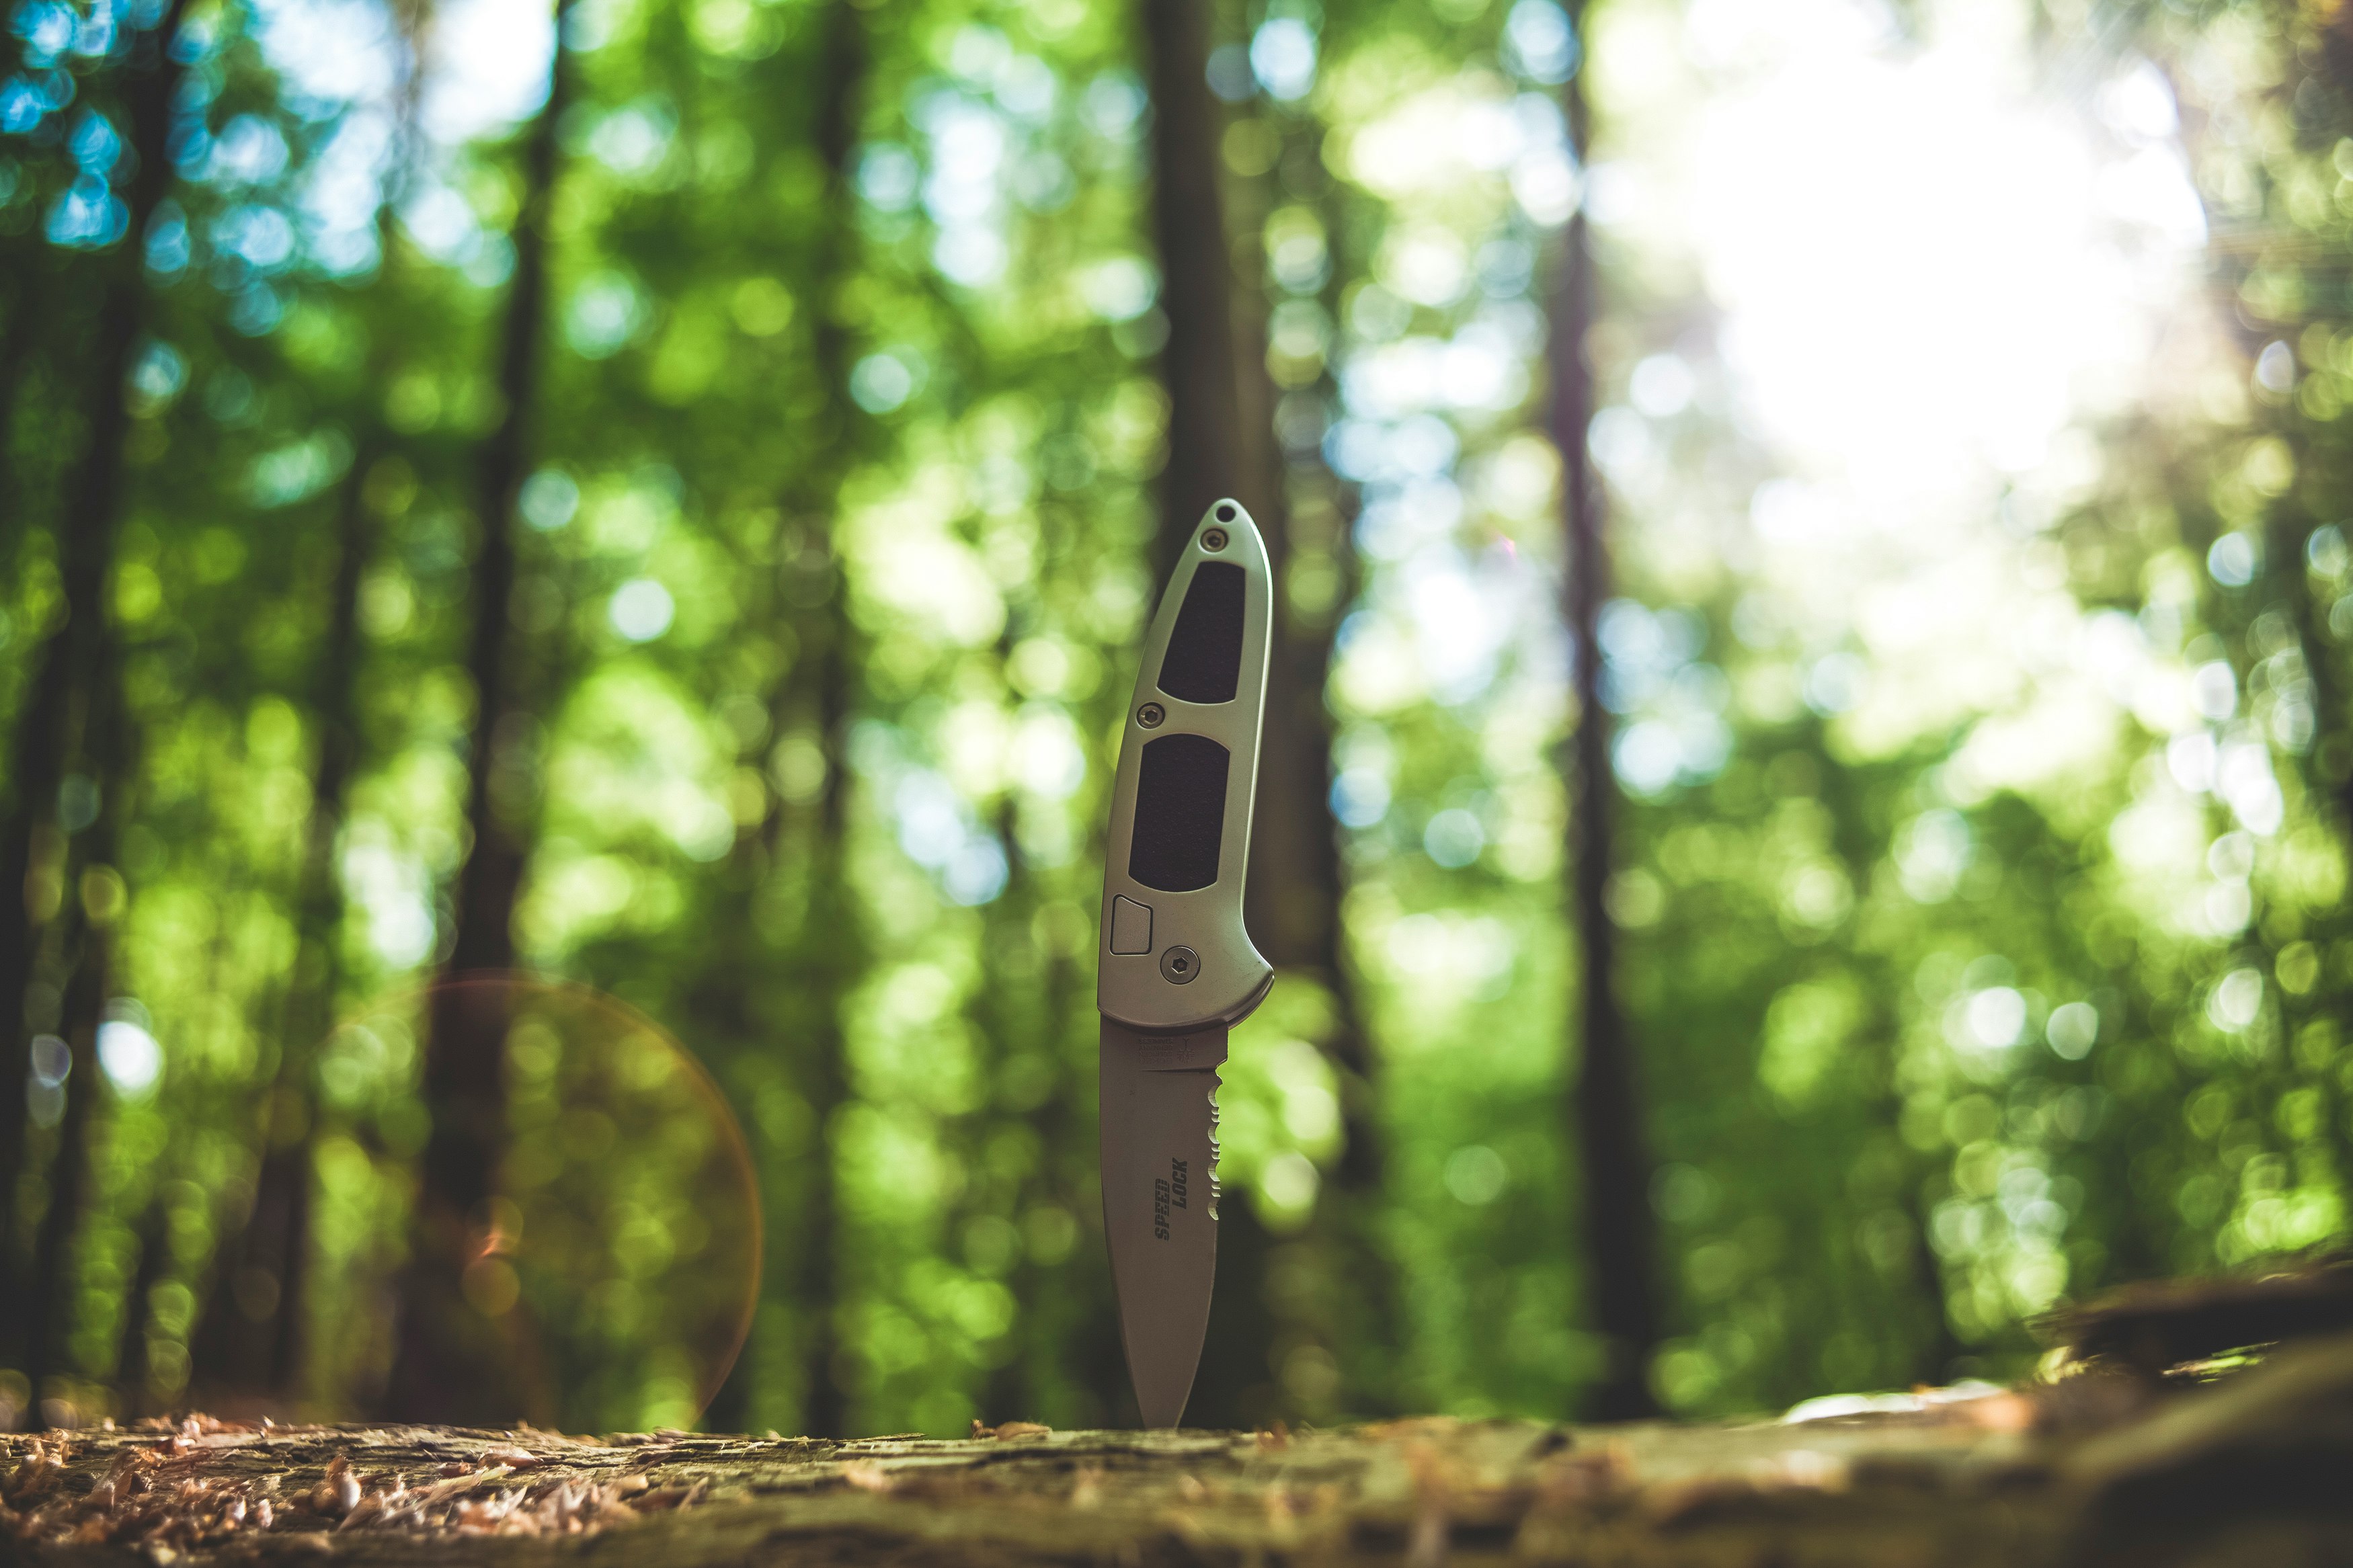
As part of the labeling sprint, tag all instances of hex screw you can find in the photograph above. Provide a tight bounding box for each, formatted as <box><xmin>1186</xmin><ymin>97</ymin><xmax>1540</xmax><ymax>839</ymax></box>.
<box><xmin>1138</xmin><ymin>702</ymin><xmax>1166</xmax><ymax>728</ymax></box>
<box><xmin>1201</xmin><ymin>528</ymin><xmax>1229</xmax><ymax>552</ymax></box>
<box><xmin>1160</xmin><ymin>946</ymin><xmax>1201</xmax><ymax>984</ymax></box>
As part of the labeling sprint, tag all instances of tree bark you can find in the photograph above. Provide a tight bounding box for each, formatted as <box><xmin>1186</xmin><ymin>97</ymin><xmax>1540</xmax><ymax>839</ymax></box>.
<box><xmin>968</xmin><ymin>501</ymin><xmax>1121</xmax><ymax>1430</ymax></box>
<box><xmin>0</xmin><ymin>329</ymin><xmax>91</xmax><ymax>1356</ymax></box>
<box><xmin>1234</xmin><ymin>118</ymin><xmax>1400</xmax><ymax>1417</ymax></box>
<box><xmin>1134</xmin><ymin>0</ymin><xmax>1313</xmax><ymax>1432</ymax></box>
<box><xmin>5</xmin><ymin>1348</ymin><xmax>2353</xmax><ymax>1567</ymax></box>
<box><xmin>195</xmin><ymin>13</ymin><xmax>430</xmax><ymax>1403</ymax></box>
<box><xmin>764</xmin><ymin>0</ymin><xmax>873</xmax><ymax>1441</ymax></box>
<box><xmin>975</xmin><ymin>910</ymin><xmax>1101</xmax><ymax>1427</ymax></box>
<box><xmin>110</xmin><ymin>1197</ymin><xmax>173</xmax><ymax>1419</ymax></box>
<box><xmin>0</xmin><ymin>0</ymin><xmax>192</xmax><ymax>1372</ymax></box>
<box><xmin>1549</xmin><ymin>20</ymin><xmax>1659</xmax><ymax>1421</ymax></box>
<box><xmin>668</xmin><ymin>0</ymin><xmax>871</xmax><ymax>1438</ymax></box>
<box><xmin>22</xmin><ymin>624</ymin><xmax>136</xmax><ymax>1424</ymax></box>
<box><xmin>1138</xmin><ymin>0</ymin><xmax>1256</xmax><ymax>585</ymax></box>
<box><xmin>972</xmin><ymin>796</ymin><xmax>1035</xmax><ymax>1416</ymax></box>
<box><xmin>192</xmin><ymin>442</ymin><xmax>376</xmax><ymax>1405</ymax></box>
<box><xmin>0</xmin><ymin>248</ymin><xmax>54</xmax><ymax>552</ymax></box>
<box><xmin>19</xmin><ymin>951</ymin><xmax>105</xmax><ymax>1431</ymax></box>
<box><xmin>387</xmin><ymin>0</ymin><xmax>575</xmax><ymax>1423</ymax></box>
<box><xmin>786</xmin><ymin>561</ymin><xmax>857</xmax><ymax>1441</ymax></box>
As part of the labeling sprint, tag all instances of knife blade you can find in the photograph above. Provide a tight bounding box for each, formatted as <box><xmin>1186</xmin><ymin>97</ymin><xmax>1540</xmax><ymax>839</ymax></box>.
<box><xmin>1098</xmin><ymin>497</ymin><xmax>1275</xmax><ymax>1428</ymax></box>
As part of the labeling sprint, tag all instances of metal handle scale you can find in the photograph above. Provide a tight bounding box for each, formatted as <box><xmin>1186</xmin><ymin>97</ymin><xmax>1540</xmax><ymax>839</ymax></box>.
<box><xmin>1097</xmin><ymin>499</ymin><xmax>1274</xmax><ymax>1034</ymax></box>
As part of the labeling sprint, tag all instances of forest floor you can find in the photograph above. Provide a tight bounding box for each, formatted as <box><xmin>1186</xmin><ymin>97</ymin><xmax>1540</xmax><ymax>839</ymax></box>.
<box><xmin>2</xmin><ymin>1327</ymin><xmax>2351</xmax><ymax>1568</ymax></box>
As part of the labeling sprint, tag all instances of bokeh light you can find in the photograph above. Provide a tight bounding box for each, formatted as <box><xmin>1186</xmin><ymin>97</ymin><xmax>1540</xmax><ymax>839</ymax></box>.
<box><xmin>326</xmin><ymin>976</ymin><xmax>759</xmax><ymax>1432</ymax></box>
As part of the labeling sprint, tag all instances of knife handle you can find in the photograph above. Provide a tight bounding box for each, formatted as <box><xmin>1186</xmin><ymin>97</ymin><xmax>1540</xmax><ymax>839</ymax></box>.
<box><xmin>1098</xmin><ymin>499</ymin><xmax>1275</xmax><ymax>1034</ymax></box>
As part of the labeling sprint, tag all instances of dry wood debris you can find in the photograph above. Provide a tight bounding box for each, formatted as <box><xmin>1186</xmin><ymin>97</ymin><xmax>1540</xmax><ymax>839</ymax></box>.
<box><xmin>2044</xmin><ymin>1248</ymin><xmax>2353</xmax><ymax>1378</ymax></box>
<box><xmin>0</xmin><ymin>1342</ymin><xmax>2349</xmax><ymax>1566</ymax></box>
<box><xmin>0</xmin><ymin>1415</ymin><xmax>715</xmax><ymax>1561</ymax></box>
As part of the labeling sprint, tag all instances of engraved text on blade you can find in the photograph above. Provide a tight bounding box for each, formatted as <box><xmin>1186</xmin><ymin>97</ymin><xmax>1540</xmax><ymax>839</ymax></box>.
<box><xmin>1153</xmin><ymin>1157</ymin><xmax>1190</xmax><ymax>1240</ymax></box>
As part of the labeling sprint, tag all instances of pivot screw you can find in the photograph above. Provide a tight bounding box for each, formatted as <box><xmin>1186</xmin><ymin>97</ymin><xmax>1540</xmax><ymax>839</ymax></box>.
<box><xmin>1201</xmin><ymin>528</ymin><xmax>1229</xmax><ymax>552</ymax></box>
<box><xmin>1138</xmin><ymin>702</ymin><xmax>1166</xmax><ymax>728</ymax></box>
<box><xmin>1160</xmin><ymin>946</ymin><xmax>1201</xmax><ymax>984</ymax></box>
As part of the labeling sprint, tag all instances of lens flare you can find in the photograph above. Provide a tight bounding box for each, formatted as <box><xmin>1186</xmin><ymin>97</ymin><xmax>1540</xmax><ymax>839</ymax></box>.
<box><xmin>325</xmin><ymin>974</ymin><xmax>758</xmax><ymax>1432</ymax></box>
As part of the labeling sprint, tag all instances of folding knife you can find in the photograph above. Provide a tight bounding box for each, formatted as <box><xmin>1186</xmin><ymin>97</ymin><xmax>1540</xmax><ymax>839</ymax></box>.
<box><xmin>1098</xmin><ymin>497</ymin><xmax>1275</xmax><ymax>1428</ymax></box>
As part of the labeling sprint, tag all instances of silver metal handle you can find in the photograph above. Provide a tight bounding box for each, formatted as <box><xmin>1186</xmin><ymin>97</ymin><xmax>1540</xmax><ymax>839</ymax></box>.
<box><xmin>1097</xmin><ymin>499</ymin><xmax>1274</xmax><ymax>1034</ymax></box>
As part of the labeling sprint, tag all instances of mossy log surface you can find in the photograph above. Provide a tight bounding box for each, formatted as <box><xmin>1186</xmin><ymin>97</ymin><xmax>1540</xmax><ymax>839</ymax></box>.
<box><xmin>5</xmin><ymin>1335</ymin><xmax>2353</xmax><ymax>1568</ymax></box>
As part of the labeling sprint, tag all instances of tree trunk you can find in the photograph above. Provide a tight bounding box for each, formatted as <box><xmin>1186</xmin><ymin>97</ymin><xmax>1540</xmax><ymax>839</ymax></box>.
<box><xmin>192</xmin><ymin>444</ymin><xmax>376</xmax><ymax>1405</ymax></box>
<box><xmin>1134</xmin><ymin>0</ymin><xmax>1304</xmax><ymax>1432</ymax></box>
<box><xmin>975</xmin><ymin>866</ymin><xmax>1101</xmax><ymax>1426</ymax></box>
<box><xmin>1233</xmin><ymin>114</ymin><xmax>1400</xmax><ymax>1417</ymax></box>
<box><xmin>1138</xmin><ymin>0</ymin><xmax>1255</xmax><ymax>584</ymax></box>
<box><xmin>786</xmin><ymin>575</ymin><xmax>858</xmax><ymax>1440</ymax></box>
<box><xmin>2266</xmin><ymin>511</ymin><xmax>2353</xmax><ymax>1234</ymax></box>
<box><xmin>110</xmin><ymin>1196</ymin><xmax>173</xmax><ymax>1419</ymax></box>
<box><xmin>0</xmin><ymin>248</ymin><xmax>53</xmax><ymax>551</ymax></box>
<box><xmin>0</xmin><ymin>346</ymin><xmax>89</xmax><ymax>1358</ymax></box>
<box><xmin>1549</xmin><ymin>22</ymin><xmax>1659</xmax><ymax>1421</ymax></box>
<box><xmin>971</xmin><ymin>491</ymin><xmax>1121</xmax><ymax>1430</ymax></box>
<box><xmin>667</xmin><ymin>0</ymin><xmax>871</xmax><ymax>1439</ymax></box>
<box><xmin>5</xmin><ymin>1348</ymin><xmax>2353</xmax><ymax>1567</ymax></box>
<box><xmin>0</xmin><ymin>0</ymin><xmax>192</xmax><ymax>1372</ymax></box>
<box><xmin>758</xmin><ymin>0</ymin><xmax>873</xmax><ymax>1441</ymax></box>
<box><xmin>969</xmin><ymin>801</ymin><xmax>1054</xmax><ymax>1422</ymax></box>
<box><xmin>194</xmin><ymin>19</ymin><xmax>432</xmax><ymax>1395</ymax></box>
<box><xmin>387</xmin><ymin>0</ymin><xmax>575</xmax><ymax>1423</ymax></box>
<box><xmin>22</xmin><ymin>627</ymin><xmax>136</xmax><ymax>1424</ymax></box>
<box><xmin>19</xmin><ymin>934</ymin><xmax>106</xmax><ymax>1430</ymax></box>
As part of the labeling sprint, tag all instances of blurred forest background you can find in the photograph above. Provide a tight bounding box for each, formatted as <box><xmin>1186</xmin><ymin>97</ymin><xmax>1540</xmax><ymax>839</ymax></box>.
<box><xmin>2</xmin><ymin>0</ymin><xmax>2350</xmax><ymax>1438</ymax></box>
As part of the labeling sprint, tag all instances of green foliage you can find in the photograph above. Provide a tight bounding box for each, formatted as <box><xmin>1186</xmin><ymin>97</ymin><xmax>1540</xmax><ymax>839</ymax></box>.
<box><xmin>3</xmin><ymin>0</ymin><xmax>2352</xmax><ymax>1438</ymax></box>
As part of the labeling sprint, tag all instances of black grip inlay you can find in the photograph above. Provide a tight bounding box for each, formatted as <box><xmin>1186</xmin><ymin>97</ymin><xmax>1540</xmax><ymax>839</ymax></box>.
<box><xmin>1155</xmin><ymin>561</ymin><xmax>1245</xmax><ymax>704</ymax></box>
<box><xmin>1127</xmin><ymin>733</ymin><xmax>1229</xmax><ymax>893</ymax></box>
